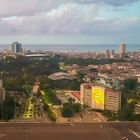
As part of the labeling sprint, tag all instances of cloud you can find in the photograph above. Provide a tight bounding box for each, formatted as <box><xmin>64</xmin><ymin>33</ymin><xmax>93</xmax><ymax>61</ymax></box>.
<box><xmin>0</xmin><ymin>0</ymin><xmax>139</xmax><ymax>17</ymax></box>
<box><xmin>0</xmin><ymin>0</ymin><xmax>139</xmax><ymax>44</ymax></box>
<box><xmin>75</xmin><ymin>0</ymin><xmax>139</xmax><ymax>6</ymax></box>
<box><xmin>0</xmin><ymin>4</ymin><xmax>139</xmax><ymax>36</ymax></box>
<box><xmin>0</xmin><ymin>0</ymin><xmax>65</xmax><ymax>17</ymax></box>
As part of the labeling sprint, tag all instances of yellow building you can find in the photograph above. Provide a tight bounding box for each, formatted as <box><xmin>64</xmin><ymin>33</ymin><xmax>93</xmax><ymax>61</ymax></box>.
<box><xmin>92</xmin><ymin>86</ymin><xmax>105</xmax><ymax>110</ymax></box>
<box><xmin>80</xmin><ymin>83</ymin><xmax>121</xmax><ymax>112</ymax></box>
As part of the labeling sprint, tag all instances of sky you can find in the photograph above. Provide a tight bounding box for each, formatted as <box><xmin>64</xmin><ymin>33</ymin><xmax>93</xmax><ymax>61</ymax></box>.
<box><xmin>0</xmin><ymin>0</ymin><xmax>140</xmax><ymax>44</ymax></box>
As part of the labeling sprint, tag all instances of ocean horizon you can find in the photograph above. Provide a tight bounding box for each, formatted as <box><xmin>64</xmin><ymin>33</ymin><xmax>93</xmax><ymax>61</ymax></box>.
<box><xmin>0</xmin><ymin>44</ymin><xmax>140</xmax><ymax>52</ymax></box>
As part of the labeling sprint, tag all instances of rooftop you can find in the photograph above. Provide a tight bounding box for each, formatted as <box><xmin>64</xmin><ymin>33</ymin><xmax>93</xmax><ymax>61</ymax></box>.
<box><xmin>71</xmin><ymin>92</ymin><xmax>80</xmax><ymax>101</ymax></box>
<box><xmin>48</xmin><ymin>72</ymin><xmax>77</xmax><ymax>81</ymax></box>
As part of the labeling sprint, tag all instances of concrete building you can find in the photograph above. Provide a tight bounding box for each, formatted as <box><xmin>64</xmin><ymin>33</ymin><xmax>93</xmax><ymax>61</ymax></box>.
<box><xmin>110</xmin><ymin>50</ymin><xmax>115</xmax><ymax>58</ymax></box>
<box><xmin>80</xmin><ymin>83</ymin><xmax>92</xmax><ymax>107</ymax></box>
<box><xmin>0</xmin><ymin>80</ymin><xmax>5</xmax><ymax>103</ymax></box>
<box><xmin>119</xmin><ymin>44</ymin><xmax>126</xmax><ymax>57</ymax></box>
<box><xmin>111</xmin><ymin>50</ymin><xmax>115</xmax><ymax>55</ymax></box>
<box><xmin>105</xmin><ymin>88</ymin><xmax>121</xmax><ymax>112</ymax></box>
<box><xmin>80</xmin><ymin>83</ymin><xmax>121</xmax><ymax>112</ymax></box>
<box><xmin>106</xmin><ymin>49</ymin><xmax>110</xmax><ymax>58</ymax></box>
<box><xmin>11</xmin><ymin>42</ymin><xmax>22</xmax><ymax>53</ymax></box>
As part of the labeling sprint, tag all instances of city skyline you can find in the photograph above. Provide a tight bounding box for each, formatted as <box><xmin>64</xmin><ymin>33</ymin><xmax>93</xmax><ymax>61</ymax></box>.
<box><xmin>0</xmin><ymin>1</ymin><xmax>140</xmax><ymax>138</ymax></box>
<box><xmin>0</xmin><ymin>0</ymin><xmax>140</xmax><ymax>44</ymax></box>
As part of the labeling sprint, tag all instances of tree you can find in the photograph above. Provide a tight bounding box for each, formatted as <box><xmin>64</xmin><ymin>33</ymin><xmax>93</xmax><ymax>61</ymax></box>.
<box><xmin>2</xmin><ymin>98</ymin><xmax>15</xmax><ymax>121</ymax></box>
<box><xmin>61</xmin><ymin>103</ymin><xmax>74</xmax><ymax>117</ymax></box>
<box><xmin>48</xmin><ymin>108</ymin><xmax>56</xmax><ymax>122</ymax></box>
<box><xmin>43</xmin><ymin>104</ymin><xmax>49</xmax><ymax>112</ymax></box>
<box><xmin>124</xmin><ymin>79</ymin><xmax>138</xmax><ymax>90</ymax></box>
<box><xmin>121</xmin><ymin>88</ymin><xmax>128</xmax><ymax>107</ymax></box>
<box><xmin>3</xmin><ymin>77</ymin><xmax>24</xmax><ymax>91</ymax></box>
<box><xmin>47</xmin><ymin>58</ymin><xmax>59</xmax><ymax>74</ymax></box>
<box><xmin>72</xmin><ymin>103</ymin><xmax>81</xmax><ymax>113</ymax></box>
<box><xmin>23</xmin><ymin>85</ymin><xmax>32</xmax><ymax>93</ymax></box>
<box><xmin>78</xmin><ymin>72</ymin><xmax>85</xmax><ymax>83</ymax></box>
<box><xmin>68</xmin><ymin>98</ymin><xmax>75</xmax><ymax>104</ymax></box>
<box><xmin>118</xmin><ymin>102</ymin><xmax>135</xmax><ymax>121</ymax></box>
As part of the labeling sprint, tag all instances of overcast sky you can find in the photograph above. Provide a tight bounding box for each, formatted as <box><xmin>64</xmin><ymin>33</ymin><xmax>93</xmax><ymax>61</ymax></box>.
<box><xmin>0</xmin><ymin>0</ymin><xmax>140</xmax><ymax>44</ymax></box>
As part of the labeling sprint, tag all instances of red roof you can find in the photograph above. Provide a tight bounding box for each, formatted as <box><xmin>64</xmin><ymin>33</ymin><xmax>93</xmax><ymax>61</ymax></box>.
<box><xmin>71</xmin><ymin>92</ymin><xmax>80</xmax><ymax>101</ymax></box>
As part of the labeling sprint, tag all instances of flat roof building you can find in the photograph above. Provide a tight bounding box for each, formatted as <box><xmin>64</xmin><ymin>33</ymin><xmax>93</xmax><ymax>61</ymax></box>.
<box><xmin>80</xmin><ymin>83</ymin><xmax>92</xmax><ymax>107</ymax></box>
<box><xmin>80</xmin><ymin>83</ymin><xmax>121</xmax><ymax>112</ymax></box>
<box><xmin>106</xmin><ymin>49</ymin><xmax>110</xmax><ymax>58</ymax></box>
<box><xmin>105</xmin><ymin>88</ymin><xmax>121</xmax><ymax>112</ymax></box>
<box><xmin>11</xmin><ymin>42</ymin><xmax>22</xmax><ymax>53</ymax></box>
<box><xmin>119</xmin><ymin>44</ymin><xmax>126</xmax><ymax>57</ymax></box>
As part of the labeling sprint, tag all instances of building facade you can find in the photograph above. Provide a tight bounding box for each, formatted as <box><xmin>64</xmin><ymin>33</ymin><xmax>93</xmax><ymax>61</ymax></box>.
<box><xmin>92</xmin><ymin>85</ymin><xmax>105</xmax><ymax>110</ymax></box>
<box><xmin>106</xmin><ymin>49</ymin><xmax>110</xmax><ymax>58</ymax></box>
<box><xmin>80</xmin><ymin>83</ymin><xmax>92</xmax><ymax>107</ymax></box>
<box><xmin>11</xmin><ymin>42</ymin><xmax>22</xmax><ymax>53</ymax></box>
<box><xmin>80</xmin><ymin>83</ymin><xmax>121</xmax><ymax>112</ymax></box>
<box><xmin>119</xmin><ymin>44</ymin><xmax>126</xmax><ymax>56</ymax></box>
<box><xmin>105</xmin><ymin>88</ymin><xmax>121</xmax><ymax>112</ymax></box>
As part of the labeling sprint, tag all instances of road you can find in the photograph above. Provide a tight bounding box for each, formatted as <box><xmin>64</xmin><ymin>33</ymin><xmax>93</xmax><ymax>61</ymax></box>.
<box><xmin>0</xmin><ymin>122</ymin><xmax>140</xmax><ymax>140</ymax></box>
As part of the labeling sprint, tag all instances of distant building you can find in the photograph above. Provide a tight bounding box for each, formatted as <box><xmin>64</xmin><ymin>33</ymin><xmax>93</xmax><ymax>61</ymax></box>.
<box><xmin>111</xmin><ymin>50</ymin><xmax>115</xmax><ymax>55</ymax></box>
<box><xmin>11</xmin><ymin>42</ymin><xmax>22</xmax><ymax>53</ymax></box>
<box><xmin>0</xmin><ymin>80</ymin><xmax>5</xmax><ymax>103</ymax></box>
<box><xmin>119</xmin><ymin>44</ymin><xmax>126</xmax><ymax>57</ymax></box>
<box><xmin>106</xmin><ymin>49</ymin><xmax>110</xmax><ymax>58</ymax></box>
<box><xmin>80</xmin><ymin>83</ymin><xmax>121</xmax><ymax>112</ymax></box>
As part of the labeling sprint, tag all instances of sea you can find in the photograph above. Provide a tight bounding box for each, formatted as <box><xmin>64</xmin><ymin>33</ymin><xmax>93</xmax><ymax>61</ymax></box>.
<box><xmin>0</xmin><ymin>44</ymin><xmax>140</xmax><ymax>53</ymax></box>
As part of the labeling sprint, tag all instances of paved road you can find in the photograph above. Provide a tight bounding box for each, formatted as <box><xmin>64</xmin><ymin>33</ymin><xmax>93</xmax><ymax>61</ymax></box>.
<box><xmin>0</xmin><ymin>122</ymin><xmax>140</xmax><ymax>140</ymax></box>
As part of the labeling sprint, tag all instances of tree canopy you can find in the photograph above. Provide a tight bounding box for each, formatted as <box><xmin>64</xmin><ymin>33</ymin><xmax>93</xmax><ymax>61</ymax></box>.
<box><xmin>124</xmin><ymin>78</ymin><xmax>138</xmax><ymax>90</ymax></box>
